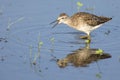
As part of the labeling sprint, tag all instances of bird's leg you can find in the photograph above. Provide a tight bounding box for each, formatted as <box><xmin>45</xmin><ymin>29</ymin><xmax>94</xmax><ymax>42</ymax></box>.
<box><xmin>80</xmin><ymin>35</ymin><xmax>89</xmax><ymax>39</ymax></box>
<box><xmin>80</xmin><ymin>35</ymin><xmax>91</xmax><ymax>40</ymax></box>
<box><xmin>87</xmin><ymin>35</ymin><xmax>91</xmax><ymax>43</ymax></box>
<box><xmin>80</xmin><ymin>35</ymin><xmax>91</xmax><ymax>43</ymax></box>
<box><xmin>87</xmin><ymin>35</ymin><xmax>91</xmax><ymax>40</ymax></box>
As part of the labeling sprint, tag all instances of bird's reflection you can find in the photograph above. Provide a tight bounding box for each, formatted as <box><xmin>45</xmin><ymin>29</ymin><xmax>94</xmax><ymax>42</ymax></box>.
<box><xmin>57</xmin><ymin>43</ymin><xmax>111</xmax><ymax>68</ymax></box>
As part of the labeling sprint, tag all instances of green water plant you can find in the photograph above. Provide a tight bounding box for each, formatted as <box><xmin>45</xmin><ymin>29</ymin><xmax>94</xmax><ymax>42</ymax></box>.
<box><xmin>38</xmin><ymin>41</ymin><xmax>43</xmax><ymax>52</ymax></box>
<box><xmin>85</xmin><ymin>7</ymin><xmax>94</xmax><ymax>11</ymax></box>
<box><xmin>29</xmin><ymin>45</ymin><xmax>33</xmax><ymax>60</ymax></box>
<box><xmin>50</xmin><ymin>37</ymin><xmax>55</xmax><ymax>52</ymax></box>
<box><xmin>32</xmin><ymin>41</ymin><xmax>43</xmax><ymax>65</ymax></box>
<box><xmin>7</xmin><ymin>17</ymin><xmax>24</xmax><ymax>31</ymax></box>
<box><xmin>119</xmin><ymin>56</ymin><xmax>120</xmax><ymax>62</ymax></box>
<box><xmin>50</xmin><ymin>37</ymin><xmax>55</xmax><ymax>44</ymax></box>
<box><xmin>96</xmin><ymin>49</ymin><xmax>103</xmax><ymax>55</ymax></box>
<box><xmin>32</xmin><ymin>35</ymin><xmax>43</xmax><ymax>65</ymax></box>
<box><xmin>96</xmin><ymin>73</ymin><xmax>102</xmax><ymax>79</ymax></box>
<box><xmin>76</xmin><ymin>1</ymin><xmax>83</xmax><ymax>11</ymax></box>
<box><xmin>0</xmin><ymin>7</ymin><xmax>3</xmax><ymax>15</ymax></box>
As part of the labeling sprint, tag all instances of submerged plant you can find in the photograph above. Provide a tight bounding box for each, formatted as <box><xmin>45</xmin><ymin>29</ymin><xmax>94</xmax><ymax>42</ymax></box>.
<box><xmin>31</xmin><ymin>35</ymin><xmax>43</xmax><ymax>65</ymax></box>
<box><xmin>50</xmin><ymin>37</ymin><xmax>55</xmax><ymax>44</ymax></box>
<box><xmin>96</xmin><ymin>73</ymin><xmax>102</xmax><ymax>79</ymax></box>
<box><xmin>85</xmin><ymin>5</ymin><xmax>95</xmax><ymax>14</ymax></box>
<box><xmin>0</xmin><ymin>7</ymin><xmax>3</xmax><ymax>15</ymax></box>
<box><xmin>76</xmin><ymin>1</ymin><xmax>83</xmax><ymax>11</ymax></box>
<box><xmin>38</xmin><ymin>41</ymin><xmax>43</xmax><ymax>52</ymax></box>
<box><xmin>7</xmin><ymin>17</ymin><xmax>24</xmax><ymax>31</ymax></box>
<box><xmin>96</xmin><ymin>49</ymin><xmax>103</xmax><ymax>55</ymax></box>
<box><xmin>119</xmin><ymin>56</ymin><xmax>120</xmax><ymax>62</ymax></box>
<box><xmin>29</xmin><ymin>45</ymin><xmax>33</xmax><ymax>60</ymax></box>
<box><xmin>32</xmin><ymin>41</ymin><xmax>43</xmax><ymax>65</ymax></box>
<box><xmin>50</xmin><ymin>37</ymin><xmax>55</xmax><ymax>52</ymax></box>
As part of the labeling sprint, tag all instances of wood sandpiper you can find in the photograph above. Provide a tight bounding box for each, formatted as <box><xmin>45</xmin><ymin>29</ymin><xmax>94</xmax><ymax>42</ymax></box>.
<box><xmin>51</xmin><ymin>12</ymin><xmax>112</xmax><ymax>40</ymax></box>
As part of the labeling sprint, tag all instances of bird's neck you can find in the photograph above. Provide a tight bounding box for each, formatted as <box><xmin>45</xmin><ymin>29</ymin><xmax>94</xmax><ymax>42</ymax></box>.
<box><xmin>63</xmin><ymin>18</ymin><xmax>78</xmax><ymax>28</ymax></box>
<box><xmin>63</xmin><ymin>18</ymin><xmax>72</xmax><ymax>26</ymax></box>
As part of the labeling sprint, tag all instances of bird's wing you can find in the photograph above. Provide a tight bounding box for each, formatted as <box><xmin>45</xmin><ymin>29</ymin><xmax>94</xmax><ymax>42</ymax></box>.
<box><xmin>84</xmin><ymin>15</ymin><xmax>111</xmax><ymax>26</ymax></box>
<box><xmin>73</xmin><ymin>12</ymin><xmax>111</xmax><ymax>26</ymax></box>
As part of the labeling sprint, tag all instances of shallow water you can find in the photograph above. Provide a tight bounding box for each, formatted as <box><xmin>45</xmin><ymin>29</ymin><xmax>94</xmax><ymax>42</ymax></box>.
<box><xmin>0</xmin><ymin>0</ymin><xmax>120</xmax><ymax>80</ymax></box>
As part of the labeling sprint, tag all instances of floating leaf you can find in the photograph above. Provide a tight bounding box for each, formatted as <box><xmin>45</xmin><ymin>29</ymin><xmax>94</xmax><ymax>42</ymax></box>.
<box><xmin>77</xmin><ymin>2</ymin><xmax>83</xmax><ymax>7</ymax></box>
<box><xmin>39</xmin><ymin>41</ymin><xmax>43</xmax><ymax>46</ymax></box>
<box><xmin>76</xmin><ymin>2</ymin><xmax>83</xmax><ymax>12</ymax></box>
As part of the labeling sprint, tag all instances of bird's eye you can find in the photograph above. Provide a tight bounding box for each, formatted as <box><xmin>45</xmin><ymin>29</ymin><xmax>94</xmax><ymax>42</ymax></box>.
<box><xmin>61</xmin><ymin>17</ymin><xmax>64</xmax><ymax>19</ymax></box>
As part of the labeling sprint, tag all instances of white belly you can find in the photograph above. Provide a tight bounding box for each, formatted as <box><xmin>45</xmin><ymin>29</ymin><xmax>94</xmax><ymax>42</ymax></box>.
<box><xmin>78</xmin><ymin>24</ymin><xmax>103</xmax><ymax>35</ymax></box>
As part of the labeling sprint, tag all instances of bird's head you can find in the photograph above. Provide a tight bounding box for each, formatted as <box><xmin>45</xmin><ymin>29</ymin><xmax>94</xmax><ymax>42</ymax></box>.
<box><xmin>50</xmin><ymin>13</ymin><xmax>69</xmax><ymax>28</ymax></box>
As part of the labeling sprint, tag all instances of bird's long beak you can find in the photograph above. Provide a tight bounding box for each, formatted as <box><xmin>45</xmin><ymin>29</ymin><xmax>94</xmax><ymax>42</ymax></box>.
<box><xmin>50</xmin><ymin>20</ymin><xmax>59</xmax><ymax>28</ymax></box>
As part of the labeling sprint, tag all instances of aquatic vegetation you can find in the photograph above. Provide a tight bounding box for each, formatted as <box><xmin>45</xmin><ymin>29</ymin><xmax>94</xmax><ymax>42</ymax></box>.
<box><xmin>77</xmin><ymin>1</ymin><xmax>83</xmax><ymax>7</ymax></box>
<box><xmin>33</xmin><ymin>42</ymin><xmax>43</xmax><ymax>65</ymax></box>
<box><xmin>38</xmin><ymin>41</ymin><xmax>43</xmax><ymax>51</ymax></box>
<box><xmin>29</xmin><ymin>45</ymin><xmax>33</xmax><ymax>61</ymax></box>
<box><xmin>0</xmin><ymin>7</ymin><xmax>3</xmax><ymax>15</ymax></box>
<box><xmin>50</xmin><ymin>37</ymin><xmax>55</xmax><ymax>44</ymax></box>
<box><xmin>76</xmin><ymin>1</ymin><xmax>83</xmax><ymax>11</ymax></box>
<box><xmin>7</xmin><ymin>17</ymin><xmax>25</xmax><ymax>31</ymax></box>
<box><xmin>85</xmin><ymin>7</ymin><xmax>94</xmax><ymax>12</ymax></box>
<box><xmin>96</xmin><ymin>73</ymin><xmax>102</xmax><ymax>79</ymax></box>
<box><xmin>29</xmin><ymin>35</ymin><xmax>43</xmax><ymax>65</ymax></box>
<box><xmin>85</xmin><ymin>7</ymin><xmax>94</xmax><ymax>13</ymax></box>
<box><xmin>96</xmin><ymin>49</ymin><xmax>103</xmax><ymax>55</ymax></box>
<box><xmin>119</xmin><ymin>56</ymin><xmax>120</xmax><ymax>62</ymax></box>
<box><xmin>29</xmin><ymin>44</ymin><xmax>43</xmax><ymax>73</ymax></box>
<box><xmin>50</xmin><ymin>37</ymin><xmax>55</xmax><ymax>52</ymax></box>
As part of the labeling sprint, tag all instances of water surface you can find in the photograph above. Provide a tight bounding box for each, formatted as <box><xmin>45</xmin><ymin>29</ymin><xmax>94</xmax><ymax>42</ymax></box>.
<box><xmin>0</xmin><ymin>0</ymin><xmax>120</xmax><ymax>80</ymax></box>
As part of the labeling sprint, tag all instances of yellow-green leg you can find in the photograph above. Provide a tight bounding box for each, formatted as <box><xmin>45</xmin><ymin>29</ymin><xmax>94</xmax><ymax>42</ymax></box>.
<box><xmin>80</xmin><ymin>35</ymin><xmax>89</xmax><ymax>39</ymax></box>
<box><xmin>80</xmin><ymin>35</ymin><xmax>91</xmax><ymax>40</ymax></box>
<box><xmin>80</xmin><ymin>35</ymin><xmax>91</xmax><ymax>43</ymax></box>
<box><xmin>86</xmin><ymin>35</ymin><xmax>91</xmax><ymax>44</ymax></box>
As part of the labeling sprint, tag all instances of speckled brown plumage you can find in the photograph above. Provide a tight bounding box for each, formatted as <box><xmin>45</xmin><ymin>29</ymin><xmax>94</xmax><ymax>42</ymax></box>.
<box><xmin>70</xmin><ymin>12</ymin><xmax>112</xmax><ymax>26</ymax></box>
